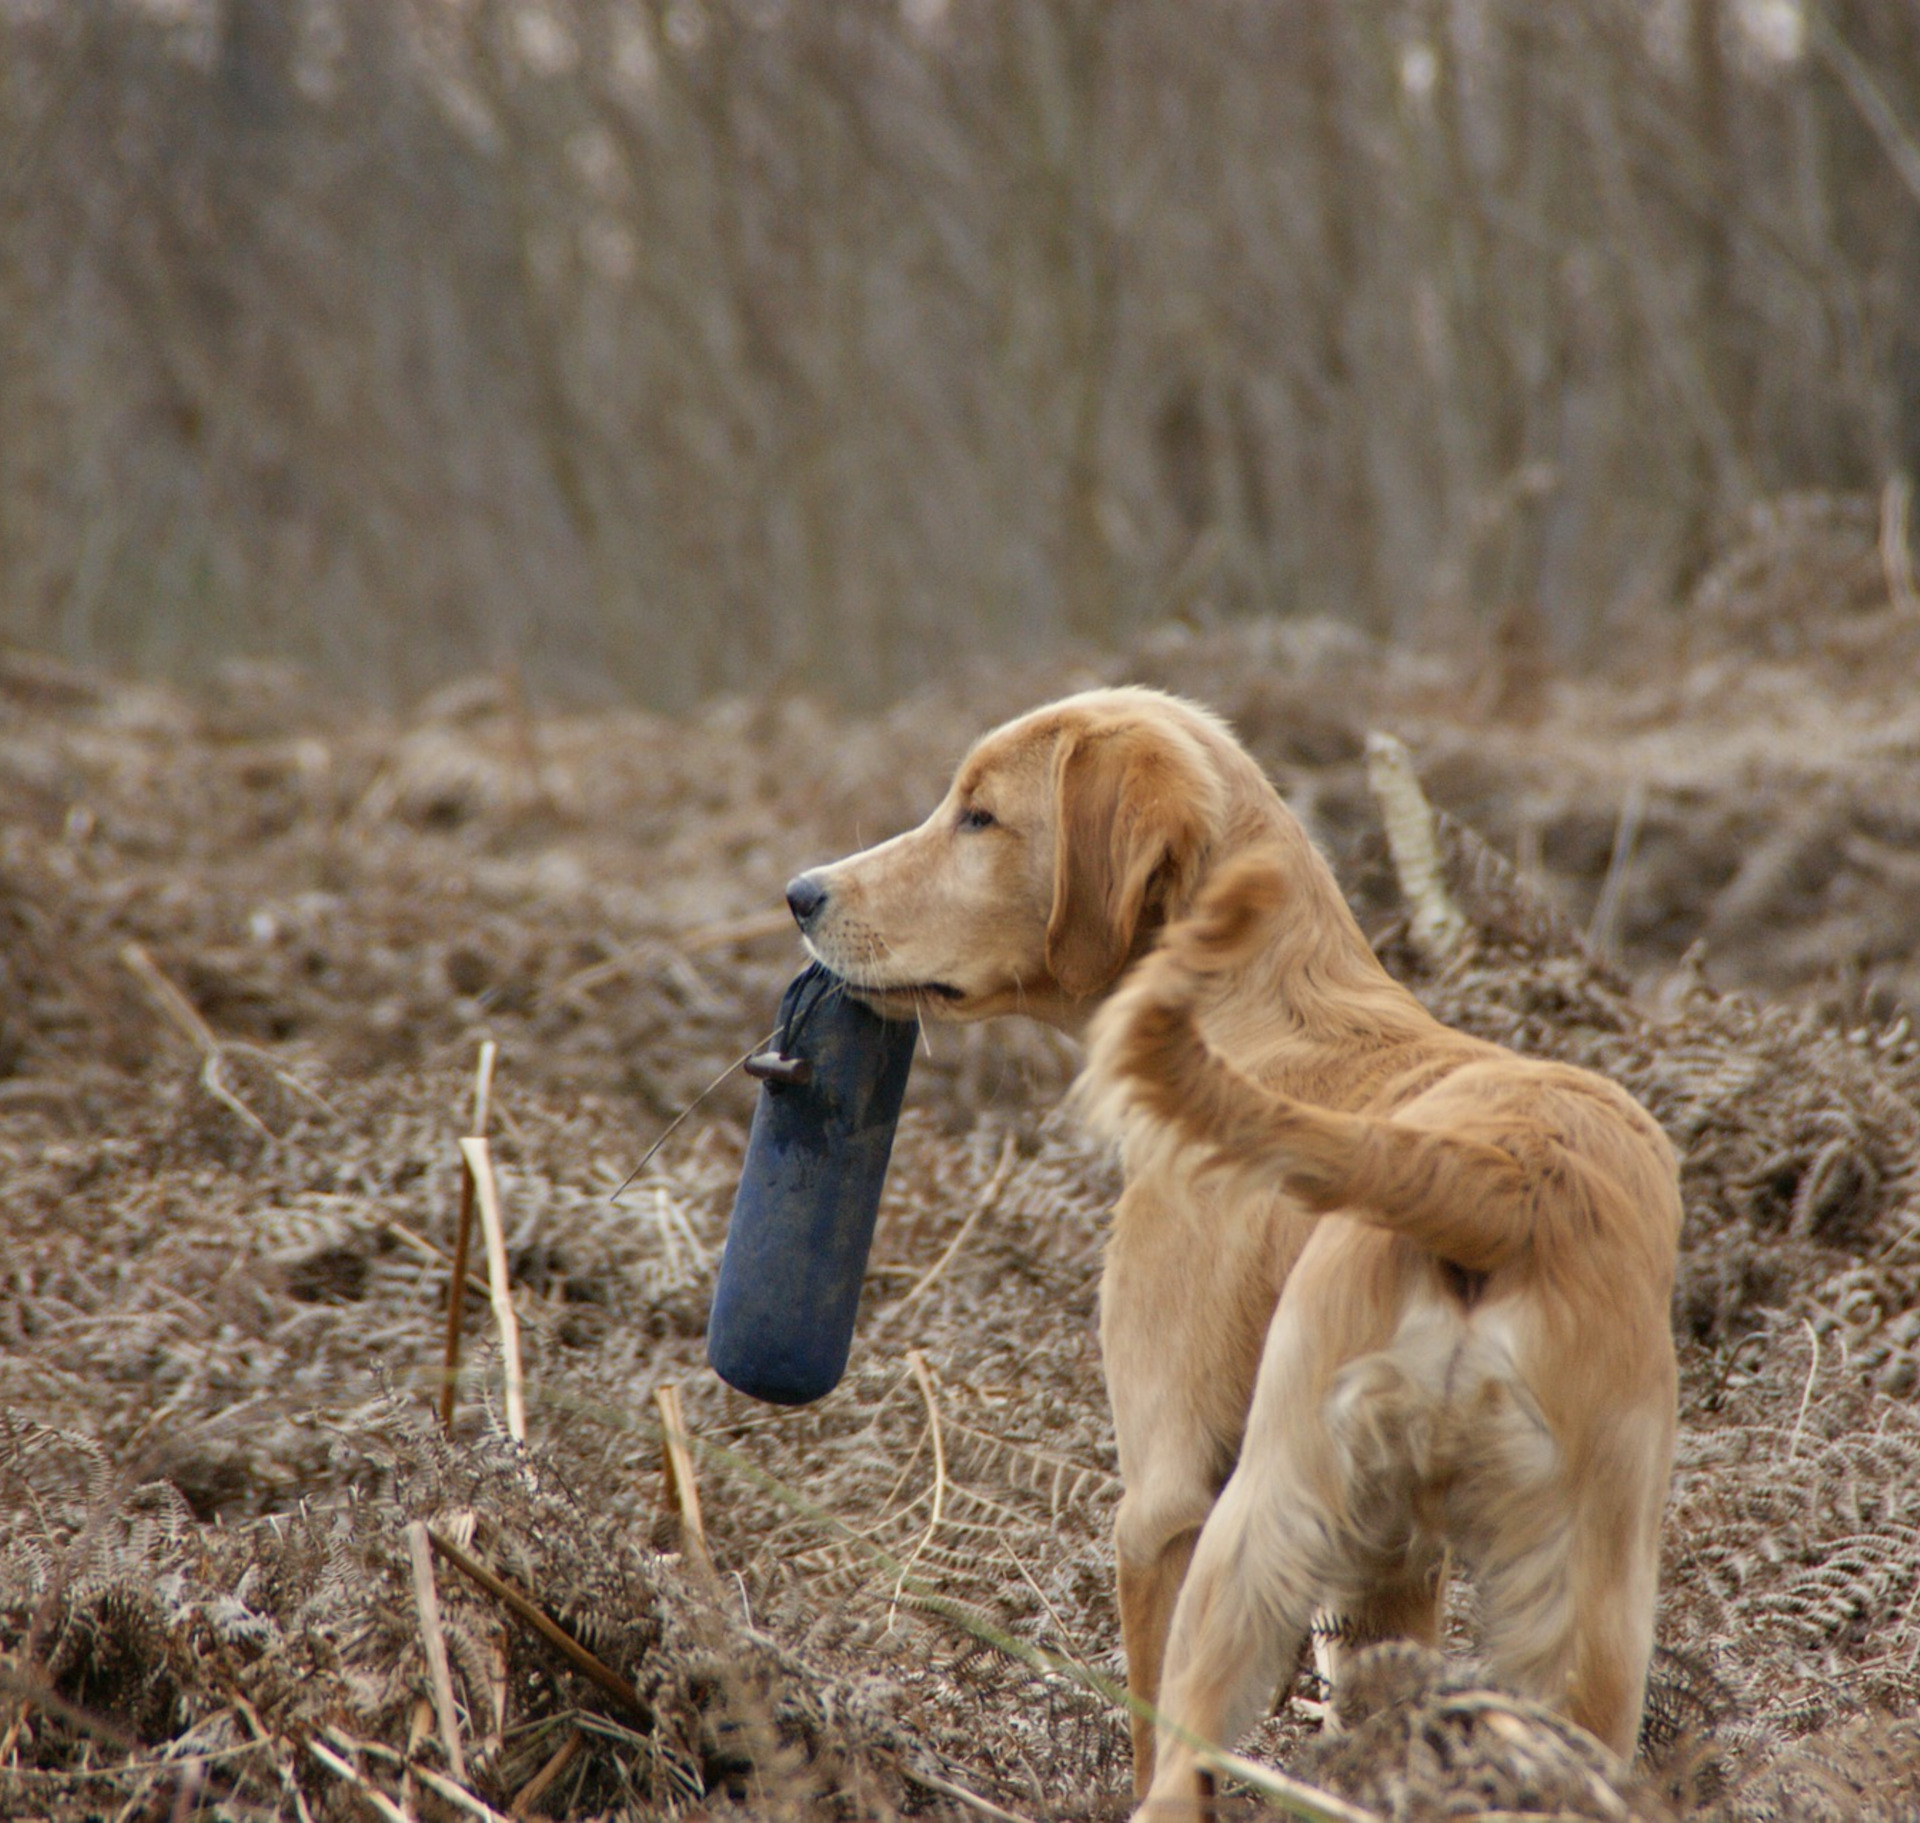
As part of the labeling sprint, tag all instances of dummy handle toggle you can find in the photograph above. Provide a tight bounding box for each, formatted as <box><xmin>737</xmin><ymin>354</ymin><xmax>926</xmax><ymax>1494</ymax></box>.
<box><xmin>744</xmin><ymin>1049</ymin><xmax>813</xmax><ymax>1087</ymax></box>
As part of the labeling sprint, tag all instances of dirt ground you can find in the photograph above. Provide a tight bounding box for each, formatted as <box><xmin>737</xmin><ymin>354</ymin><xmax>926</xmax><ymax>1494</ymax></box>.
<box><xmin>5</xmin><ymin>491</ymin><xmax>1920</xmax><ymax>1821</ymax></box>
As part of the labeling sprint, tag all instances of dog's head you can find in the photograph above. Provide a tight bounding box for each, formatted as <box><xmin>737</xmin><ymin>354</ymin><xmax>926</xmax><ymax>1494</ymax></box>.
<box><xmin>786</xmin><ymin>689</ymin><xmax>1229</xmax><ymax>1029</ymax></box>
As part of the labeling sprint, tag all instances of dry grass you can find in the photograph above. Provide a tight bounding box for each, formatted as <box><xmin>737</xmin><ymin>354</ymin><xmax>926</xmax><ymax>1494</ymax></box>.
<box><xmin>4</xmin><ymin>541</ymin><xmax>1920</xmax><ymax>1818</ymax></box>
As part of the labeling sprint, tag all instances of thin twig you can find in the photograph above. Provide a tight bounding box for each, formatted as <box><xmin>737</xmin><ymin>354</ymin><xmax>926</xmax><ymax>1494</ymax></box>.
<box><xmin>305</xmin><ymin>1736</ymin><xmax>410</xmax><ymax>1823</ymax></box>
<box><xmin>889</xmin><ymin>1350</ymin><xmax>949</xmax><ymax>1628</ymax></box>
<box><xmin>894</xmin><ymin>1759</ymin><xmax>1037</xmax><ymax>1823</ymax></box>
<box><xmin>118</xmin><ymin>938</ymin><xmax>222</xmax><ymax>1052</ymax></box>
<box><xmin>1001</xmin><ymin>1542</ymin><xmax>1083</xmax><ymax>1663</ymax></box>
<box><xmin>460</xmin><ymin>1136</ymin><xmax>526</xmax><ymax>1443</ymax></box>
<box><xmin>1197</xmin><ymin>1747</ymin><xmax>1385</xmax><ymax>1823</ymax></box>
<box><xmin>326</xmin><ymin>1730</ymin><xmax>521</xmax><ymax>1823</ymax></box>
<box><xmin>119</xmin><ymin>940</ymin><xmax>273</xmax><ymax>1140</ymax></box>
<box><xmin>405</xmin><ymin>1521</ymin><xmax>469</xmax><ymax>1784</ymax></box>
<box><xmin>509</xmin><ymin>1728</ymin><xmax>584</xmax><ymax>1820</ymax></box>
<box><xmin>251</xmin><ymin>1698</ymin><xmax>317</xmax><ymax>1823</ymax></box>
<box><xmin>0</xmin><ymin>1741</ymin><xmax>269</xmax><ymax>1783</ymax></box>
<box><xmin>410</xmin><ymin>1762</ymin><xmax>518</xmax><ymax>1823</ymax></box>
<box><xmin>386</xmin><ymin>1220</ymin><xmax>491</xmax><ymax>1301</ymax></box>
<box><xmin>481</xmin><ymin>1628</ymin><xmax>510</xmax><ymax>1762</ymax></box>
<box><xmin>882</xmin><ymin>1132</ymin><xmax>1019</xmax><ymax>1323</ymax></box>
<box><xmin>223</xmin><ymin>1689</ymin><xmax>308</xmax><ymax>1823</ymax></box>
<box><xmin>155</xmin><ymin>1760</ymin><xmax>211</xmax><ymax>1823</ymax></box>
<box><xmin>442</xmin><ymin>1041</ymin><xmax>498</xmax><ymax>1434</ymax></box>
<box><xmin>425</xmin><ymin>1530</ymin><xmax>654</xmax><ymax>1726</ymax></box>
<box><xmin>654</xmin><ymin>1384</ymin><xmax>716</xmax><ymax>1585</ymax></box>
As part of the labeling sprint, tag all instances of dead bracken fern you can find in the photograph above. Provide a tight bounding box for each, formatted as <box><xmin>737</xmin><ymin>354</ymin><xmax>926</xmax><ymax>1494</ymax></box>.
<box><xmin>1299</xmin><ymin>1643</ymin><xmax>1676</xmax><ymax>1822</ymax></box>
<box><xmin>3</xmin><ymin>623</ymin><xmax>1920</xmax><ymax>1816</ymax></box>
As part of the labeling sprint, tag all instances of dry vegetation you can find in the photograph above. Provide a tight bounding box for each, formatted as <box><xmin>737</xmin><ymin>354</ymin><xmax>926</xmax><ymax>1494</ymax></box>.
<box><xmin>4</xmin><ymin>503</ymin><xmax>1920</xmax><ymax>1820</ymax></box>
<box><xmin>5</xmin><ymin>0</ymin><xmax>1920</xmax><ymax>703</ymax></box>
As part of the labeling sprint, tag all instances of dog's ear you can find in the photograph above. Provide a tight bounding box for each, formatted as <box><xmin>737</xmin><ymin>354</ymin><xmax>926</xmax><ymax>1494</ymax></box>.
<box><xmin>1046</xmin><ymin>721</ymin><xmax>1218</xmax><ymax>1001</ymax></box>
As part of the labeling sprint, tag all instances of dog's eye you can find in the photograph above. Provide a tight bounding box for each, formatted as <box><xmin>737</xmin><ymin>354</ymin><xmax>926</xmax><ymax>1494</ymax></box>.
<box><xmin>957</xmin><ymin>805</ymin><xmax>997</xmax><ymax>833</ymax></box>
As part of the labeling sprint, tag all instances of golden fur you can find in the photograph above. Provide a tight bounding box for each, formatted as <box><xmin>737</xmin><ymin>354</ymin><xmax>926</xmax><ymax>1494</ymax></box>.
<box><xmin>786</xmin><ymin>688</ymin><xmax>1681</xmax><ymax>1815</ymax></box>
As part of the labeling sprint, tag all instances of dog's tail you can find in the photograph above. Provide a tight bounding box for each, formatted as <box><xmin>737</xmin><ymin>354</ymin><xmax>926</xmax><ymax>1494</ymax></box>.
<box><xmin>1083</xmin><ymin>853</ymin><xmax>1528</xmax><ymax>1274</ymax></box>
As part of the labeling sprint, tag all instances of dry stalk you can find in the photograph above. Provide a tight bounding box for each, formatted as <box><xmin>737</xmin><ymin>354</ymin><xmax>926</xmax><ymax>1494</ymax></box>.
<box><xmin>1001</xmin><ymin>1541</ymin><xmax>1081</xmax><ymax>1657</ymax></box>
<box><xmin>654</xmin><ymin>1383</ymin><xmax>716</xmax><ymax>1585</ymax></box>
<box><xmin>387</xmin><ymin>1220</ymin><xmax>491</xmax><ymax>1301</ymax></box>
<box><xmin>881</xmin><ymin>1130</ymin><xmax>1019</xmax><ymax>1323</ymax></box>
<box><xmin>441</xmin><ymin>1166</ymin><xmax>479</xmax><ymax>1431</ymax></box>
<box><xmin>425</xmin><ymin>1529</ymin><xmax>654</xmax><ymax>1727</ymax></box>
<box><xmin>896</xmin><ymin>1759</ymin><xmax>1038</xmax><ymax>1823</ymax></box>
<box><xmin>441</xmin><ymin>1040</ymin><xmax>499</xmax><ymax>1434</ymax></box>
<box><xmin>327</xmin><ymin>1729</ymin><xmax>519</xmax><ymax>1823</ymax></box>
<box><xmin>1883</xmin><ymin>471</ymin><xmax>1920</xmax><ymax>617</ymax></box>
<box><xmin>229</xmin><ymin>1690</ymin><xmax>318</xmax><ymax>1823</ymax></box>
<box><xmin>545</xmin><ymin>945</ymin><xmax>660</xmax><ymax>1008</ymax></box>
<box><xmin>1588</xmin><ymin>780</ymin><xmax>1648</xmax><ymax>960</ymax></box>
<box><xmin>508</xmin><ymin>1727</ymin><xmax>584</xmax><ymax>1820</ymax></box>
<box><xmin>119</xmin><ymin>940</ymin><xmax>272</xmax><ymax>1140</ymax></box>
<box><xmin>889</xmin><ymin>1349</ymin><xmax>949</xmax><ymax>1628</ymax></box>
<box><xmin>401</xmin><ymin>1696</ymin><xmax>432</xmax><ymax>1821</ymax></box>
<box><xmin>408</xmin><ymin>1761</ymin><xmax>517</xmax><ymax>1823</ymax></box>
<box><xmin>459</xmin><ymin>1134</ymin><xmax>526</xmax><ymax>1443</ymax></box>
<box><xmin>1364</xmin><ymin>735</ymin><xmax>1466</xmax><ymax>963</ymax></box>
<box><xmin>1470</xmin><ymin>1814</ymin><xmax>1611</xmax><ymax>1822</ymax></box>
<box><xmin>481</xmin><ymin>1629</ymin><xmax>510</xmax><ymax>1763</ymax></box>
<box><xmin>305</xmin><ymin>1735</ymin><xmax>410</xmax><ymax>1823</ymax></box>
<box><xmin>405</xmin><ymin>1520</ymin><xmax>469</xmax><ymax>1783</ymax></box>
<box><xmin>165</xmin><ymin>1759</ymin><xmax>211</xmax><ymax>1820</ymax></box>
<box><xmin>1197</xmin><ymin>1747</ymin><xmax>1384</xmax><ymax>1823</ymax></box>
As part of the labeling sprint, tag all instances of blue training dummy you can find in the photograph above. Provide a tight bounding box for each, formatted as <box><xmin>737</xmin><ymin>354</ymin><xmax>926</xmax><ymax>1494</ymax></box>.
<box><xmin>706</xmin><ymin>962</ymin><xmax>917</xmax><ymax>1405</ymax></box>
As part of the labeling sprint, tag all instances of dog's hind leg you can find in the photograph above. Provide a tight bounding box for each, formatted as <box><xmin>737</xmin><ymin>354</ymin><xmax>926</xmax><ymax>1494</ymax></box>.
<box><xmin>1465</xmin><ymin>1427</ymin><xmax>1666</xmax><ymax>1761</ymax></box>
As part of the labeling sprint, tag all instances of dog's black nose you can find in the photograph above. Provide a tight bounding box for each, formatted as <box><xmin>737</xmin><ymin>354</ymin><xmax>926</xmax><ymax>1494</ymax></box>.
<box><xmin>786</xmin><ymin>872</ymin><xmax>829</xmax><ymax>930</ymax></box>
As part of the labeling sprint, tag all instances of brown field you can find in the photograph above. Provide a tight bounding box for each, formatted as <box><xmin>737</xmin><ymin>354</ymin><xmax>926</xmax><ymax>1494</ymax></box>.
<box><xmin>6</xmin><ymin>502</ymin><xmax>1920</xmax><ymax>1821</ymax></box>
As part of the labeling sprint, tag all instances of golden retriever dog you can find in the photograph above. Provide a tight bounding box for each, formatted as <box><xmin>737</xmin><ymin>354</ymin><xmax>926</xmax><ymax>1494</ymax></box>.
<box><xmin>784</xmin><ymin>687</ymin><xmax>1681</xmax><ymax>1812</ymax></box>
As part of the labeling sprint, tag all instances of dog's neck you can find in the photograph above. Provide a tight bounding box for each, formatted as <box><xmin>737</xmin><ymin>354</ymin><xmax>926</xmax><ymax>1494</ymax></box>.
<box><xmin>1182</xmin><ymin>815</ymin><xmax>1448</xmax><ymax>1107</ymax></box>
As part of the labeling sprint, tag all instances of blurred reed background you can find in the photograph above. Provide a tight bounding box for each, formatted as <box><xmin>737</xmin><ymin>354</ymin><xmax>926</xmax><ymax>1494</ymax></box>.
<box><xmin>1</xmin><ymin>0</ymin><xmax>1916</xmax><ymax>707</ymax></box>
